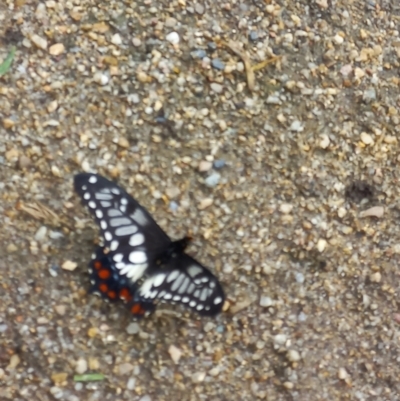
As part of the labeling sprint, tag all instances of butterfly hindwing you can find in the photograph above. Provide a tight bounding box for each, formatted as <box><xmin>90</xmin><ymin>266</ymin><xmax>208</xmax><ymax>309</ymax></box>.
<box><xmin>89</xmin><ymin>246</ymin><xmax>156</xmax><ymax>317</ymax></box>
<box><xmin>74</xmin><ymin>173</ymin><xmax>171</xmax><ymax>283</ymax></box>
<box><xmin>137</xmin><ymin>254</ymin><xmax>225</xmax><ymax>316</ymax></box>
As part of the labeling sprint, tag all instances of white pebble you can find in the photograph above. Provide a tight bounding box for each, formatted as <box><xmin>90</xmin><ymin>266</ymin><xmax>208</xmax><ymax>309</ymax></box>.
<box><xmin>359</xmin><ymin>206</ymin><xmax>384</xmax><ymax>218</ymax></box>
<box><xmin>31</xmin><ymin>34</ymin><xmax>48</xmax><ymax>50</ymax></box>
<box><xmin>319</xmin><ymin>134</ymin><xmax>330</xmax><ymax>149</ymax></box>
<box><xmin>93</xmin><ymin>72</ymin><xmax>109</xmax><ymax>86</ymax></box>
<box><xmin>34</xmin><ymin>226</ymin><xmax>47</xmax><ymax>242</ymax></box>
<box><xmin>273</xmin><ymin>334</ymin><xmax>287</xmax><ymax>345</ymax></box>
<box><xmin>333</xmin><ymin>34</ymin><xmax>344</xmax><ymax>45</ymax></box>
<box><xmin>279</xmin><ymin>203</ymin><xmax>293</xmax><ymax>214</ymax></box>
<box><xmin>338</xmin><ymin>367</ymin><xmax>349</xmax><ymax>380</ymax></box>
<box><xmin>75</xmin><ymin>358</ymin><xmax>87</xmax><ymax>374</ymax></box>
<box><xmin>360</xmin><ymin>132</ymin><xmax>373</xmax><ymax>145</ymax></box>
<box><xmin>61</xmin><ymin>260</ymin><xmax>77</xmax><ymax>271</ymax></box>
<box><xmin>111</xmin><ymin>33</ymin><xmax>122</xmax><ymax>45</ymax></box>
<box><xmin>259</xmin><ymin>296</ymin><xmax>274</xmax><ymax>307</ymax></box>
<box><xmin>287</xmin><ymin>350</ymin><xmax>301</xmax><ymax>362</ymax></box>
<box><xmin>166</xmin><ymin>32</ymin><xmax>180</xmax><ymax>45</ymax></box>
<box><xmin>191</xmin><ymin>371</ymin><xmax>206</xmax><ymax>383</ymax></box>
<box><xmin>168</xmin><ymin>345</ymin><xmax>182</xmax><ymax>364</ymax></box>
<box><xmin>317</xmin><ymin>238</ymin><xmax>327</xmax><ymax>252</ymax></box>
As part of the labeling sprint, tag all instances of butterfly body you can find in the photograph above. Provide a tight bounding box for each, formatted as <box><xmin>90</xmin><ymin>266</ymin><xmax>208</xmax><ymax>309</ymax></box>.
<box><xmin>75</xmin><ymin>173</ymin><xmax>225</xmax><ymax>318</ymax></box>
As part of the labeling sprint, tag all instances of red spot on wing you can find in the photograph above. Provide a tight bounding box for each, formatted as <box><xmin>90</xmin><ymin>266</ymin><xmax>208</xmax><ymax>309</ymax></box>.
<box><xmin>99</xmin><ymin>283</ymin><xmax>108</xmax><ymax>293</ymax></box>
<box><xmin>119</xmin><ymin>288</ymin><xmax>132</xmax><ymax>302</ymax></box>
<box><xmin>130</xmin><ymin>303</ymin><xmax>145</xmax><ymax>315</ymax></box>
<box><xmin>98</xmin><ymin>268</ymin><xmax>111</xmax><ymax>280</ymax></box>
<box><xmin>107</xmin><ymin>290</ymin><xmax>117</xmax><ymax>299</ymax></box>
<box><xmin>94</xmin><ymin>260</ymin><xmax>102</xmax><ymax>270</ymax></box>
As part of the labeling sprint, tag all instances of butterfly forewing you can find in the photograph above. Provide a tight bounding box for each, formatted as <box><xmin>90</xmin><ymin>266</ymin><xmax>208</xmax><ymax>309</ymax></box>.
<box><xmin>74</xmin><ymin>173</ymin><xmax>171</xmax><ymax>283</ymax></box>
<box><xmin>138</xmin><ymin>254</ymin><xmax>225</xmax><ymax>316</ymax></box>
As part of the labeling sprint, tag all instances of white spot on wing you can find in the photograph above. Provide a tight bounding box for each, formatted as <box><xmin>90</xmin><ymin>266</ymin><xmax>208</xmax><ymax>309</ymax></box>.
<box><xmin>83</xmin><ymin>192</ymin><xmax>90</xmax><ymax>200</ymax></box>
<box><xmin>95</xmin><ymin>209</ymin><xmax>103</xmax><ymax>219</ymax></box>
<box><xmin>120</xmin><ymin>204</ymin><xmax>127</xmax><ymax>213</ymax></box>
<box><xmin>187</xmin><ymin>265</ymin><xmax>203</xmax><ymax>277</ymax></box>
<box><xmin>200</xmin><ymin>288</ymin><xmax>208</xmax><ymax>301</ymax></box>
<box><xmin>129</xmin><ymin>251</ymin><xmax>147</xmax><ymax>264</ymax></box>
<box><xmin>125</xmin><ymin>263</ymin><xmax>148</xmax><ymax>281</ymax></box>
<box><xmin>95</xmin><ymin>193</ymin><xmax>113</xmax><ymax>200</ymax></box>
<box><xmin>171</xmin><ymin>274</ymin><xmax>185</xmax><ymax>292</ymax></box>
<box><xmin>100</xmin><ymin>201</ymin><xmax>112</xmax><ymax>208</ymax></box>
<box><xmin>104</xmin><ymin>232</ymin><xmax>112</xmax><ymax>241</ymax></box>
<box><xmin>113</xmin><ymin>253</ymin><xmax>123</xmax><ymax>263</ymax></box>
<box><xmin>100</xmin><ymin>220</ymin><xmax>107</xmax><ymax>230</ymax></box>
<box><xmin>88</xmin><ymin>175</ymin><xmax>97</xmax><ymax>184</ymax></box>
<box><xmin>120</xmin><ymin>197</ymin><xmax>128</xmax><ymax>205</ymax></box>
<box><xmin>108</xmin><ymin>209</ymin><xmax>122</xmax><ymax>217</ymax></box>
<box><xmin>88</xmin><ymin>201</ymin><xmax>96</xmax><ymax>209</ymax></box>
<box><xmin>163</xmin><ymin>293</ymin><xmax>173</xmax><ymax>300</ymax></box>
<box><xmin>152</xmin><ymin>273</ymin><xmax>167</xmax><ymax>287</ymax></box>
<box><xmin>196</xmin><ymin>304</ymin><xmax>204</xmax><ymax>311</ymax></box>
<box><xmin>167</xmin><ymin>270</ymin><xmax>180</xmax><ymax>283</ymax></box>
<box><xmin>111</xmin><ymin>188</ymin><xmax>120</xmax><ymax>195</ymax></box>
<box><xmin>189</xmin><ymin>300</ymin><xmax>196</xmax><ymax>307</ymax></box>
<box><xmin>177</xmin><ymin>277</ymin><xmax>190</xmax><ymax>294</ymax></box>
<box><xmin>182</xmin><ymin>296</ymin><xmax>190</xmax><ymax>303</ymax></box>
<box><xmin>213</xmin><ymin>296</ymin><xmax>223</xmax><ymax>305</ymax></box>
<box><xmin>110</xmin><ymin>240</ymin><xmax>119</xmax><ymax>251</ymax></box>
<box><xmin>130</xmin><ymin>209</ymin><xmax>148</xmax><ymax>226</ymax></box>
<box><xmin>129</xmin><ymin>233</ymin><xmax>145</xmax><ymax>246</ymax></box>
<box><xmin>115</xmin><ymin>225</ymin><xmax>138</xmax><ymax>236</ymax></box>
<box><xmin>173</xmin><ymin>295</ymin><xmax>181</xmax><ymax>301</ymax></box>
<box><xmin>109</xmin><ymin>217</ymin><xmax>132</xmax><ymax>227</ymax></box>
<box><xmin>186</xmin><ymin>283</ymin><xmax>195</xmax><ymax>294</ymax></box>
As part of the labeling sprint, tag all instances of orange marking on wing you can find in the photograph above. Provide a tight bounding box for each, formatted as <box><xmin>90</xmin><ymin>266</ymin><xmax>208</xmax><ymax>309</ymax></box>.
<box><xmin>119</xmin><ymin>288</ymin><xmax>132</xmax><ymax>302</ymax></box>
<box><xmin>107</xmin><ymin>290</ymin><xmax>117</xmax><ymax>299</ymax></box>
<box><xmin>99</xmin><ymin>283</ymin><xmax>108</xmax><ymax>293</ymax></box>
<box><xmin>130</xmin><ymin>303</ymin><xmax>144</xmax><ymax>315</ymax></box>
<box><xmin>98</xmin><ymin>268</ymin><xmax>111</xmax><ymax>279</ymax></box>
<box><xmin>93</xmin><ymin>261</ymin><xmax>102</xmax><ymax>270</ymax></box>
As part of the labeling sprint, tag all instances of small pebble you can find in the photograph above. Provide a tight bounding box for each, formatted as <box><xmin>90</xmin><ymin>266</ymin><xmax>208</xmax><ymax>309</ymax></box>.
<box><xmin>126</xmin><ymin>322</ymin><xmax>140</xmax><ymax>335</ymax></box>
<box><xmin>127</xmin><ymin>378</ymin><xmax>136</xmax><ymax>390</ymax></box>
<box><xmin>111</xmin><ymin>33</ymin><xmax>122</xmax><ymax>45</ymax></box>
<box><xmin>338</xmin><ymin>367</ymin><xmax>349</xmax><ymax>380</ymax></box>
<box><xmin>49</xmin><ymin>43</ymin><xmax>65</xmax><ymax>56</ymax></box>
<box><xmin>34</xmin><ymin>226</ymin><xmax>47</xmax><ymax>242</ymax></box>
<box><xmin>198</xmin><ymin>160</ymin><xmax>213</xmax><ymax>172</ymax></box>
<box><xmin>317</xmin><ymin>239</ymin><xmax>327</xmax><ymax>252</ymax></box>
<box><xmin>360</xmin><ymin>132</ymin><xmax>373</xmax><ymax>145</ymax></box>
<box><xmin>213</xmin><ymin>159</ymin><xmax>226</xmax><ymax>169</ymax></box>
<box><xmin>75</xmin><ymin>358</ymin><xmax>87</xmax><ymax>374</ymax></box>
<box><xmin>93</xmin><ymin>72</ymin><xmax>109</xmax><ymax>86</ymax></box>
<box><xmin>191</xmin><ymin>49</ymin><xmax>206</xmax><ymax>59</ymax></box>
<box><xmin>31</xmin><ymin>34</ymin><xmax>48</xmax><ymax>50</ymax></box>
<box><xmin>360</xmin><ymin>206</ymin><xmax>384</xmax><ymax>218</ymax></box>
<box><xmin>287</xmin><ymin>350</ymin><xmax>301</xmax><ymax>362</ymax></box>
<box><xmin>195</xmin><ymin>3</ymin><xmax>205</xmax><ymax>14</ymax></box>
<box><xmin>205</xmin><ymin>172</ymin><xmax>221</xmax><ymax>187</ymax></box>
<box><xmin>166</xmin><ymin>32</ymin><xmax>180</xmax><ymax>45</ymax></box>
<box><xmin>198</xmin><ymin>198</ymin><xmax>213</xmax><ymax>210</ymax></box>
<box><xmin>168</xmin><ymin>345</ymin><xmax>182</xmax><ymax>364</ymax></box>
<box><xmin>210</xmin><ymin>83</ymin><xmax>223</xmax><ymax>94</ymax></box>
<box><xmin>211</xmin><ymin>58</ymin><xmax>225</xmax><ymax>70</ymax></box>
<box><xmin>260</xmin><ymin>296</ymin><xmax>274</xmax><ymax>307</ymax></box>
<box><xmin>279</xmin><ymin>203</ymin><xmax>293</xmax><ymax>214</ymax></box>
<box><xmin>319</xmin><ymin>134</ymin><xmax>330</xmax><ymax>149</ymax></box>
<box><xmin>61</xmin><ymin>260</ymin><xmax>77</xmax><ymax>271</ymax></box>
<box><xmin>192</xmin><ymin>372</ymin><xmax>206</xmax><ymax>383</ymax></box>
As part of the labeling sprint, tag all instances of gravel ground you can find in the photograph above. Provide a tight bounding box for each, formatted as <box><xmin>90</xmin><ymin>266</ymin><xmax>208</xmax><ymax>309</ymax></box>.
<box><xmin>1</xmin><ymin>0</ymin><xmax>400</xmax><ymax>400</ymax></box>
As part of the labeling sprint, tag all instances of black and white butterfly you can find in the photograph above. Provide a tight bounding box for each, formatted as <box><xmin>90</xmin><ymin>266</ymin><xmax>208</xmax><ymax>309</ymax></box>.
<box><xmin>74</xmin><ymin>173</ymin><xmax>225</xmax><ymax>317</ymax></box>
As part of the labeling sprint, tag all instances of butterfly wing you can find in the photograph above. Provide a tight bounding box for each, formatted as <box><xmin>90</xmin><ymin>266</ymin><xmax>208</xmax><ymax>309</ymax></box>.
<box><xmin>89</xmin><ymin>246</ymin><xmax>156</xmax><ymax>317</ymax></box>
<box><xmin>74</xmin><ymin>173</ymin><xmax>171</xmax><ymax>283</ymax></box>
<box><xmin>136</xmin><ymin>253</ymin><xmax>225</xmax><ymax>316</ymax></box>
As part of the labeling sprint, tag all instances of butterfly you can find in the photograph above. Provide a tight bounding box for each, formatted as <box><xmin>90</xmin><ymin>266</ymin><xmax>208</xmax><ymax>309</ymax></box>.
<box><xmin>74</xmin><ymin>173</ymin><xmax>225</xmax><ymax>317</ymax></box>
